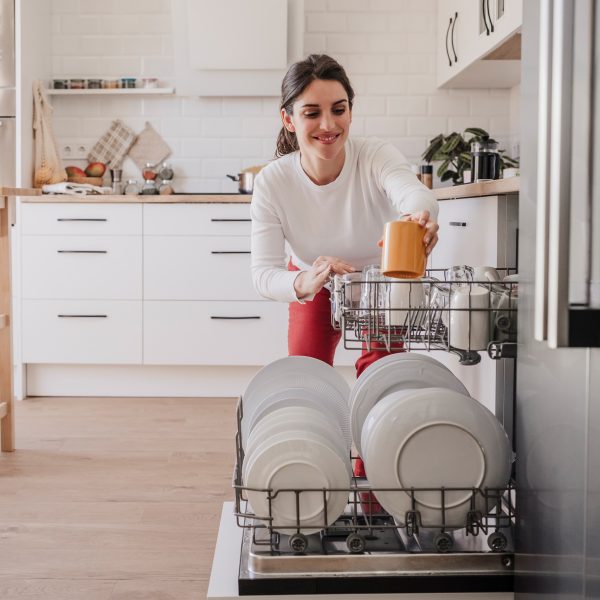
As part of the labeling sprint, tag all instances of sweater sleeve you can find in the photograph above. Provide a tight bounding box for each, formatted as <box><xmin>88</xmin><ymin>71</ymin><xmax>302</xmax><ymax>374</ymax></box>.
<box><xmin>250</xmin><ymin>176</ymin><xmax>308</xmax><ymax>303</ymax></box>
<box><xmin>371</xmin><ymin>140</ymin><xmax>439</xmax><ymax>221</ymax></box>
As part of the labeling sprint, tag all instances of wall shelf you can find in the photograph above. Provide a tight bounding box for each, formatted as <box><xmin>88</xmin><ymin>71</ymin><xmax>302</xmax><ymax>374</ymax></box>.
<box><xmin>46</xmin><ymin>88</ymin><xmax>175</xmax><ymax>96</ymax></box>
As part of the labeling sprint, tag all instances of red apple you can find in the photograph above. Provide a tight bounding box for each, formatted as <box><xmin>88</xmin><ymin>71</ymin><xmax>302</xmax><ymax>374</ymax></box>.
<box><xmin>85</xmin><ymin>162</ymin><xmax>107</xmax><ymax>177</ymax></box>
<box><xmin>65</xmin><ymin>166</ymin><xmax>86</xmax><ymax>178</ymax></box>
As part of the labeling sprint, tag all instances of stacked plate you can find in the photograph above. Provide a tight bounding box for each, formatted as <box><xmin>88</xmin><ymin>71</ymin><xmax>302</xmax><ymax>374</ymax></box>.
<box><xmin>241</xmin><ymin>357</ymin><xmax>352</xmax><ymax>533</ymax></box>
<box><xmin>352</xmin><ymin>353</ymin><xmax>512</xmax><ymax>529</ymax></box>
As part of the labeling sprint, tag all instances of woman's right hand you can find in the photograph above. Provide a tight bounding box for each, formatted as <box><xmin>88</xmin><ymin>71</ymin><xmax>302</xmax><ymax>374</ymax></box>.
<box><xmin>294</xmin><ymin>256</ymin><xmax>356</xmax><ymax>299</ymax></box>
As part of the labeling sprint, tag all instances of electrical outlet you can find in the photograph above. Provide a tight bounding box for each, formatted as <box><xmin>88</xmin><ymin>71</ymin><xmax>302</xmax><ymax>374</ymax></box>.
<box><xmin>60</xmin><ymin>140</ymin><xmax>91</xmax><ymax>160</ymax></box>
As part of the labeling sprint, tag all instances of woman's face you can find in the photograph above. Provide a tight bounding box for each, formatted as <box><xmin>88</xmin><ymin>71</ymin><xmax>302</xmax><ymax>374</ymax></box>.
<box><xmin>281</xmin><ymin>79</ymin><xmax>352</xmax><ymax>162</ymax></box>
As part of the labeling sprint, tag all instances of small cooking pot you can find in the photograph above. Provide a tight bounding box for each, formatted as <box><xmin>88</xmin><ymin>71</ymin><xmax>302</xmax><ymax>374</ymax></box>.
<box><xmin>227</xmin><ymin>172</ymin><xmax>255</xmax><ymax>194</ymax></box>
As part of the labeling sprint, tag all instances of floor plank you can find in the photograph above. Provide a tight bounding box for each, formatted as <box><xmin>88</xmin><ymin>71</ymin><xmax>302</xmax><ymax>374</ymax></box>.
<box><xmin>0</xmin><ymin>396</ymin><xmax>237</xmax><ymax>599</ymax></box>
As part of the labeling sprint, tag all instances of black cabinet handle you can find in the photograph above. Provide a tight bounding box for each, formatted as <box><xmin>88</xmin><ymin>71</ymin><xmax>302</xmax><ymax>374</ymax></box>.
<box><xmin>210</xmin><ymin>316</ymin><xmax>261</xmax><ymax>320</ymax></box>
<box><xmin>58</xmin><ymin>314</ymin><xmax>108</xmax><ymax>318</ymax></box>
<box><xmin>449</xmin><ymin>221</ymin><xmax>467</xmax><ymax>227</ymax></box>
<box><xmin>210</xmin><ymin>251</ymin><xmax>250</xmax><ymax>255</ymax></box>
<box><xmin>445</xmin><ymin>16</ymin><xmax>453</xmax><ymax>66</ymax></box>
<box><xmin>210</xmin><ymin>218</ymin><xmax>251</xmax><ymax>222</ymax></box>
<box><xmin>482</xmin><ymin>0</ymin><xmax>490</xmax><ymax>35</ymax></box>
<box><xmin>486</xmin><ymin>0</ymin><xmax>494</xmax><ymax>32</ymax></box>
<box><xmin>57</xmin><ymin>250</ymin><xmax>108</xmax><ymax>254</ymax></box>
<box><xmin>57</xmin><ymin>218</ymin><xmax>107</xmax><ymax>222</ymax></box>
<box><xmin>451</xmin><ymin>12</ymin><xmax>458</xmax><ymax>62</ymax></box>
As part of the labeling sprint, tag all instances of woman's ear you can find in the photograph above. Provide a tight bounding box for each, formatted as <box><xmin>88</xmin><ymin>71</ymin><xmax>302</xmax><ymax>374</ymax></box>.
<box><xmin>281</xmin><ymin>108</ymin><xmax>295</xmax><ymax>133</ymax></box>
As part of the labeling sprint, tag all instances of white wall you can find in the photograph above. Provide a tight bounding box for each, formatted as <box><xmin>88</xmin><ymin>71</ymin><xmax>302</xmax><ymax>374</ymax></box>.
<box><xmin>50</xmin><ymin>0</ymin><xmax>514</xmax><ymax>192</ymax></box>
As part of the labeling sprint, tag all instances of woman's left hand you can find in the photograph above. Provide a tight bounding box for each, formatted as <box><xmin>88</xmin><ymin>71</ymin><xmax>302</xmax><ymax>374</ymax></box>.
<box><xmin>377</xmin><ymin>210</ymin><xmax>439</xmax><ymax>256</ymax></box>
<box><xmin>407</xmin><ymin>210</ymin><xmax>439</xmax><ymax>256</ymax></box>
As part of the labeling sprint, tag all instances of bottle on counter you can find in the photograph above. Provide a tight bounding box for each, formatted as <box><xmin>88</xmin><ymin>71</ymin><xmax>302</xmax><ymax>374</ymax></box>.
<box><xmin>420</xmin><ymin>164</ymin><xmax>433</xmax><ymax>189</ymax></box>
<box><xmin>158</xmin><ymin>180</ymin><xmax>174</xmax><ymax>195</ymax></box>
<box><xmin>124</xmin><ymin>179</ymin><xmax>140</xmax><ymax>195</ymax></box>
<box><xmin>110</xmin><ymin>168</ymin><xmax>123</xmax><ymax>195</ymax></box>
<box><xmin>142</xmin><ymin>162</ymin><xmax>157</xmax><ymax>181</ymax></box>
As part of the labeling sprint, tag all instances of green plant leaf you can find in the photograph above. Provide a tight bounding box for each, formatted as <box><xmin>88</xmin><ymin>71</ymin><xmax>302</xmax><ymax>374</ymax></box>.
<box><xmin>421</xmin><ymin>134</ymin><xmax>445</xmax><ymax>163</ymax></box>
<box><xmin>441</xmin><ymin>170</ymin><xmax>456</xmax><ymax>182</ymax></box>
<box><xmin>464</xmin><ymin>127</ymin><xmax>489</xmax><ymax>139</ymax></box>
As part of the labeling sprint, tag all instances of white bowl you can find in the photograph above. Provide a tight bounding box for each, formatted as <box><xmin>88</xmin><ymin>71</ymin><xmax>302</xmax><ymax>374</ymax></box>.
<box><xmin>350</xmin><ymin>353</ymin><xmax>470</xmax><ymax>455</ymax></box>
<box><xmin>361</xmin><ymin>387</ymin><xmax>512</xmax><ymax>529</ymax></box>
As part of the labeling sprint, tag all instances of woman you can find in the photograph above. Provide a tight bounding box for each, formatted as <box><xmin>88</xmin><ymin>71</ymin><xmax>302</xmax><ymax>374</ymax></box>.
<box><xmin>251</xmin><ymin>54</ymin><xmax>439</xmax><ymax>376</ymax></box>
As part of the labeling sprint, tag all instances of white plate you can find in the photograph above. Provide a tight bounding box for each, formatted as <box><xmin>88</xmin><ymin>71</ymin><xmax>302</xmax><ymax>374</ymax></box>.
<box><xmin>243</xmin><ymin>386</ymin><xmax>352</xmax><ymax>451</ymax></box>
<box><xmin>350</xmin><ymin>353</ymin><xmax>470</xmax><ymax>455</ymax></box>
<box><xmin>245</xmin><ymin>405</ymin><xmax>349</xmax><ymax>463</ymax></box>
<box><xmin>361</xmin><ymin>387</ymin><xmax>512</xmax><ymax>529</ymax></box>
<box><xmin>241</xmin><ymin>356</ymin><xmax>351</xmax><ymax>444</ymax></box>
<box><xmin>244</xmin><ymin>428</ymin><xmax>351</xmax><ymax>534</ymax></box>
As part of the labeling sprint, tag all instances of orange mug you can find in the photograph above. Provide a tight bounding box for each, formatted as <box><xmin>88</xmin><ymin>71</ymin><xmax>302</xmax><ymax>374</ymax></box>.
<box><xmin>381</xmin><ymin>220</ymin><xmax>426</xmax><ymax>279</ymax></box>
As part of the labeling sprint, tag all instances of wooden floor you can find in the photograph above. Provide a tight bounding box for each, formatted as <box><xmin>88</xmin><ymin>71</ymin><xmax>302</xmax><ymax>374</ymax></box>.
<box><xmin>0</xmin><ymin>396</ymin><xmax>237</xmax><ymax>600</ymax></box>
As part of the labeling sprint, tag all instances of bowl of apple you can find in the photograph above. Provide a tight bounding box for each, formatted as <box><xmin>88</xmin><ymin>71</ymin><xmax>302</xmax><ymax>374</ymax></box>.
<box><xmin>66</xmin><ymin>162</ymin><xmax>106</xmax><ymax>186</ymax></box>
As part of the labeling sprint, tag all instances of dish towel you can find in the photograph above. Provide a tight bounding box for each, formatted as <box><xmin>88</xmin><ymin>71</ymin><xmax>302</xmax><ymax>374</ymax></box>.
<box><xmin>127</xmin><ymin>122</ymin><xmax>171</xmax><ymax>170</ymax></box>
<box><xmin>42</xmin><ymin>182</ymin><xmax>112</xmax><ymax>195</ymax></box>
<box><xmin>32</xmin><ymin>80</ymin><xmax>67</xmax><ymax>187</ymax></box>
<box><xmin>88</xmin><ymin>119</ymin><xmax>137</xmax><ymax>168</ymax></box>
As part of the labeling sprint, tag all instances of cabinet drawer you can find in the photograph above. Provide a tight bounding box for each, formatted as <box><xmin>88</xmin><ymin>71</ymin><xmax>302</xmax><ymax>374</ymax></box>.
<box><xmin>430</xmin><ymin>196</ymin><xmax>499</xmax><ymax>270</ymax></box>
<box><xmin>144</xmin><ymin>235</ymin><xmax>259</xmax><ymax>300</ymax></box>
<box><xmin>143</xmin><ymin>300</ymin><xmax>288</xmax><ymax>365</ymax></box>
<box><xmin>22</xmin><ymin>236</ymin><xmax>142</xmax><ymax>299</ymax></box>
<box><xmin>143</xmin><ymin>203</ymin><xmax>251</xmax><ymax>236</ymax></box>
<box><xmin>22</xmin><ymin>300</ymin><xmax>142</xmax><ymax>364</ymax></box>
<box><xmin>21</xmin><ymin>203</ymin><xmax>142</xmax><ymax>235</ymax></box>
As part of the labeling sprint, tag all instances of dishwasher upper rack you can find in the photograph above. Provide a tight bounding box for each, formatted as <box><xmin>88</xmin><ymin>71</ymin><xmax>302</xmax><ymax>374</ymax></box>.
<box><xmin>232</xmin><ymin>397</ymin><xmax>516</xmax><ymax>556</ymax></box>
<box><xmin>331</xmin><ymin>267</ymin><xmax>518</xmax><ymax>365</ymax></box>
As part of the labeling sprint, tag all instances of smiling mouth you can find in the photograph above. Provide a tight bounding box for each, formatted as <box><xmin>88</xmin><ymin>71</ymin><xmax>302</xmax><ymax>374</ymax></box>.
<box><xmin>314</xmin><ymin>133</ymin><xmax>340</xmax><ymax>144</ymax></box>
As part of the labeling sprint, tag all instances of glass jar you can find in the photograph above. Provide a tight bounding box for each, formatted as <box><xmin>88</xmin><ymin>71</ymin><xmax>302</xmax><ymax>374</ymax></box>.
<box><xmin>121</xmin><ymin>77</ymin><xmax>137</xmax><ymax>89</ymax></box>
<box><xmin>157</xmin><ymin>162</ymin><xmax>173</xmax><ymax>181</ymax></box>
<box><xmin>53</xmin><ymin>79</ymin><xmax>69</xmax><ymax>89</ymax></box>
<box><xmin>69</xmin><ymin>78</ymin><xmax>86</xmax><ymax>89</ymax></box>
<box><xmin>470</xmin><ymin>140</ymin><xmax>500</xmax><ymax>182</ymax></box>
<box><xmin>124</xmin><ymin>179</ymin><xmax>140</xmax><ymax>195</ymax></box>
<box><xmin>87</xmin><ymin>79</ymin><xmax>102</xmax><ymax>89</ymax></box>
<box><xmin>141</xmin><ymin>179</ymin><xmax>158</xmax><ymax>195</ymax></box>
<box><xmin>142</xmin><ymin>162</ymin><xmax>157</xmax><ymax>181</ymax></box>
<box><xmin>103</xmin><ymin>79</ymin><xmax>119</xmax><ymax>89</ymax></box>
<box><xmin>158</xmin><ymin>180</ymin><xmax>174</xmax><ymax>195</ymax></box>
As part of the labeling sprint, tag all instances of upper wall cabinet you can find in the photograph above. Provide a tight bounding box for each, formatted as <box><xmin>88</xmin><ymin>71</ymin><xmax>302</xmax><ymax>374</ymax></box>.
<box><xmin>172</xmin><ymin>0</ymin><xmax>304</xmax><ymax>96</ymax></box>
<box><xmin>437</xmin><ymin>0</ymin><xmax>522</xmax><ymax>88</ymax></box>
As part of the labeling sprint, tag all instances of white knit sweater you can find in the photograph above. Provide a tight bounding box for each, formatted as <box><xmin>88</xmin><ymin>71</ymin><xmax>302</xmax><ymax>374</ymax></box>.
<box><xmin>250</xmin><ymin>137</ymin><xmax>438</xmax><ymax>303</ymax></box>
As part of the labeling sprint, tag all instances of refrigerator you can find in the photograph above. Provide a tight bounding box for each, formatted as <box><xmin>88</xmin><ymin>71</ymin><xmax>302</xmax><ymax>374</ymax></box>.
<box><xmin>517</xmin><ymin>0</ymin><xmax>600</xmax><ymax>597</ymax></box>
<box><xmin>0</xmin><ymin>0</ymin><xmax>15</xmax><ymax>188</ymax></box>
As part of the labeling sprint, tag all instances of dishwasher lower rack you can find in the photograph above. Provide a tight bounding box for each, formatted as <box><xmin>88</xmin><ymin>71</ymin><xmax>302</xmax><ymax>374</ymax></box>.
<box><xmin>233</xmin><ymin>399</ymin><xmax>516</xmax><ymax>558</ymax></box>
<box><xmin>330</xmin><ymin>268</ymin><xmax>518</xmax><ymax>365</ymax></box>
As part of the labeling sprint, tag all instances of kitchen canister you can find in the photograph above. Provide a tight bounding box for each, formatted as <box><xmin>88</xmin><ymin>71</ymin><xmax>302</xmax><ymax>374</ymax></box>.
<box><xmin>381</xmin><ymin>220</ymin><xmax>426</xmax><ymax>279</ymax></box>
<box><xmin>470</xmin><ymin>140</ymin><xmax>501</xmax><ymax>182</ymax></box>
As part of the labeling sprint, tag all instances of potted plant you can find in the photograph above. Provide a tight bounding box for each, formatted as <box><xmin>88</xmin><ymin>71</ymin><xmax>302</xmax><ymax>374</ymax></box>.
<box><xmin>421</xmin><ymin>127</ymin><xmax>519</xmax><ymax>185</ymax></box>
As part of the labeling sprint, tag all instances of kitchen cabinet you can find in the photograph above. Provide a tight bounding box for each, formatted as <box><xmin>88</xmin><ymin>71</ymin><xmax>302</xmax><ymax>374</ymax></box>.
<box><xmin>171</xmin><ymin>0</ymin><xmax>304</xmax><ymax>96</ymax></box>
<box><xmin>437</xmin><ymin>0</ymin><xmax>522</xmax><ymax>88</ymax></box>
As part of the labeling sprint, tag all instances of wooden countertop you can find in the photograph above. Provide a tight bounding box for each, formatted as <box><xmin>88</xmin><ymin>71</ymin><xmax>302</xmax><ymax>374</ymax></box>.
<box><xmin>433</xmin><ymin>177</ymin><xmax>519</xmax><ymax>200</ymax></box>
<box><xmin>19</xmin><ymin>194</ymin><xmax>251</xmax><ymax>203</ymax></box>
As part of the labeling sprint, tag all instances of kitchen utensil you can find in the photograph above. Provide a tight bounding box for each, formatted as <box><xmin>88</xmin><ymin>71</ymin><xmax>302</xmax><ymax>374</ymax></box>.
<box><xmin>361</xmin><ymin>387</ymin><xmax>512</xmax><ymax>528</ymax></box>
<box><xmin>448</xmin><ymin>284</ymin><xmax>491</xmax><ymax>350</ymax></box>
<box><xmin>350</xmin><ymin>352</ymin><xmax>469</xmax><ymax>455</ymax></box>
<box><xmin>471</xmin><ymin>139</ymin><xmax>501</xmax><ymax>182</ymax></box>
<box><xmin>385</xmin><ymin>277</ymin><xmax>425</xmax><ymax>327</ymax></box>
<box><xmin>227</xmin><ymin>172</ymin><xmax>255</xmax><ymax>194</ymax></box>
<box><xmin>381</xmin><ymin>220</ymin><xmax>426</xmax><ymax>278</ymax></box>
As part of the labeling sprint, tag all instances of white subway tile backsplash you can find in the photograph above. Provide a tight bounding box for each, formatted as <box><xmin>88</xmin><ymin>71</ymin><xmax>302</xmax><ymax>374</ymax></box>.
<box><xmin>429</xmin><ymin>95</ymin><xmax>470</xmax><ymax>116</ymax></box>
<box><xmin>223</xmin><ymin>139</ymin><xmax>265</xmax><ymax>158</ymax></box>
<box><xmin>346</xmin><ymin>13</ymin><xmax>387</xmax><ymax>33</ymax></box>
<box><xmin>387</xmin><ymin>96</ymin><xmax>428</xmax><ymax>116</ymax></box>
<box><xmin>307</xmin><ymin>12</ymin><xmax>347</xmax><ymax>32</ymax></box>
<box><xmin>50</xmin><ymin>1</ymin><xmax>512</xmax><ymax>192</ymax></box>
<box><xmin>407</xmin><ymin>116</ymin><xmax>448</xmax><ymax>136</ymax></box>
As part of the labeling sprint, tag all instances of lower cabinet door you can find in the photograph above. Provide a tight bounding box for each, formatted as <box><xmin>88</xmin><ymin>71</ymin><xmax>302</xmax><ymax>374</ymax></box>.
<box><xmin>143</xmin><ymin>300</ymin><xmax>289</xmax><ymax>365</ymax></box>
<box><xmin>22</xmin><ymin>300</ymin><xmax>142</xmax><ymax>364</ymax></box>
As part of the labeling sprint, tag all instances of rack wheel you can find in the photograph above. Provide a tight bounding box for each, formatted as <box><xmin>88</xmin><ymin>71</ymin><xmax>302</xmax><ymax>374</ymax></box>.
<box><xmin>434</xmin><ymin>532</ymin><xmax>454</xmax><ymax>553</ymax></box>
<box><xmin>289</xmin><ymin>533</ymin><xmax>309</xmax><ymax>554</ymax></box>
<box><xmin>346</xmin><ymin>533</ymin><xmax>366</xmax><ymax>554</ymax></box>
<box><xmin>487</xmin><ymin>531</ymin><xmax>508</xmax><ymax>552</ymax></box>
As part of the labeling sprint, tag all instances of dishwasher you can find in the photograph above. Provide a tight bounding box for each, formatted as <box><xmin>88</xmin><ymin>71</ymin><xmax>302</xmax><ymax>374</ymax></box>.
<box><xmin>233</xmin><ymin>269</ymin><xmax>518</xmax><ymax>596</ymax></box>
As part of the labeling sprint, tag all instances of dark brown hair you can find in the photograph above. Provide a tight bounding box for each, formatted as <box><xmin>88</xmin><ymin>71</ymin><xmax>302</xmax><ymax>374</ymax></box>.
<box><xmin>276</xmin><ymin>54</ymin><xmax>355</xmax><ymax>157</ymax></box>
